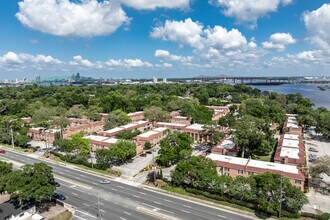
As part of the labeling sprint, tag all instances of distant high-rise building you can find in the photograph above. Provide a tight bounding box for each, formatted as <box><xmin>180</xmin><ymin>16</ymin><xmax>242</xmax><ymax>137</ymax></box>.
<box><xmin>163</xmin><ymin>78</ymin><xmax>167</xmax><ymax>83</ymax></box>
<box><xmin>152</xmin><ymin>77</ymin><xmax>158</xmax><ymax>83</ymax></box>
<box><xmin>35</xmin><ymin>75</ymin><xmax>41</xmax><ymax>83</ymax></box>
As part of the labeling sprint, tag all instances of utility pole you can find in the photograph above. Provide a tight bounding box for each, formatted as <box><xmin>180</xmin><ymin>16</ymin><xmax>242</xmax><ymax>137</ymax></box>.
<box><xmin>10</xmin><ymin>129</ymin><xmax>14</xmax><ymax>149</ymax></box>
<box><xmin>279</xmin><ymin>174</ymin><xmax>283</xmax><ymax>218</ymax></box>
<box><xmin>90</xmin><ymin>146</ymin><xmax>93</xmax><ymax>169</ymax></box>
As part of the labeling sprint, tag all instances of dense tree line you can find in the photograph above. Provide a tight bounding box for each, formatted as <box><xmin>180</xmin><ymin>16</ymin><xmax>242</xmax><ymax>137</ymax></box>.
<box><xmin>171</xmin><ymin>156</ymin><xmax>308</xmax><ymax>217</ymax></box>
<box><xmin>0</xmin><ymin>162</ymin><xmax>55</xmax><ymax>205</ymax></box>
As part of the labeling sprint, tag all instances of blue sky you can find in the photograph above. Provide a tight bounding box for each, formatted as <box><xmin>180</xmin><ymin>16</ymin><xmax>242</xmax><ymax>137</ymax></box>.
<box><xmin>0</xmin><ymin>0</ymin><xmax>329</xmax><ymax>79</ymax></box>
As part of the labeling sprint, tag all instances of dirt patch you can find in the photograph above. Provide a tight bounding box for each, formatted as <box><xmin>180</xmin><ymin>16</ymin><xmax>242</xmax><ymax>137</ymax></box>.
<box><xmin>39</xmin><ymin>204</ymin><xmax>68</xmax><ymax>220</ymax></box>
<box><xmin>0</xmin><ymin>194</ymin><xmax>10</xmax><ymax>203</ymax></box>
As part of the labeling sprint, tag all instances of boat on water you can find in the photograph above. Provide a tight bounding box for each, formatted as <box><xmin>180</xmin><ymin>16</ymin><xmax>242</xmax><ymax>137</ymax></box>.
<box><xmin>318</xmin><ymin>85</ymin><xmax>330</xmax><ymax>91</ymax></box>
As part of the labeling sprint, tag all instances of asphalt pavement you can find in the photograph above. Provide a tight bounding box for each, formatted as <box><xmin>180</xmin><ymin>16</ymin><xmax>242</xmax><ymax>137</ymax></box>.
<box><xmin>0</xmin><ymin>148</ymin><xmax>254</xmax><ymax>220</ymax></box>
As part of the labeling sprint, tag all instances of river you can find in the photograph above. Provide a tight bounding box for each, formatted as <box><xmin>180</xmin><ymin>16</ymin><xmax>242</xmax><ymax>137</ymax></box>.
<box><xmin>251</xmin><ymin>84</ymin><xmax>330</xmax><ymax>109</ymax></box>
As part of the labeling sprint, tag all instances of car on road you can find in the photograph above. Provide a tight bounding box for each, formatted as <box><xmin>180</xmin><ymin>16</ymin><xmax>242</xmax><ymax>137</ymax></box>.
<box><xmin>0</xmin><ymin>150</ymin><xmax>5</xmax><ymax>154</ymax></box>
<box><xmin>54</xmin><ymin>193</ymin><xmax>66</xmax><ymax>201</ymax></box>
<box><xmin>308</xmin><ymin>147</ymin><xmax>318</xmax><ymax>152</ymax></box>
<box><xmin>100</xmin><ymin>179</ymin><xmax>111</xmax><ymax>184</ymax></box>
<box><xmin>54</xmin><ymin>182</ymin><xmax>60</xmax><ymax>187</ymax></box>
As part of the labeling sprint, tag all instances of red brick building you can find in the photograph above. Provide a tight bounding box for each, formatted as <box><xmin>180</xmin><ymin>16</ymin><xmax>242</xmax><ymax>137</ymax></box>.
<box><xmin>207</xmin><ymin>154</ymin><xmax>305</xmax><ymax>191</ymax></box>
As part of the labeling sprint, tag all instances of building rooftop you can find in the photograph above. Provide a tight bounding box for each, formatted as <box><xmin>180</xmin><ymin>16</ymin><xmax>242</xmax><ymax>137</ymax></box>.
<box><xmin>279</xmin><ymin>147</ymin><xmax>300</xmax><ymax>159</ymax></box>
<box><xmin>217</xmin><ymin>139</ymin><xmax>236</xmax><ymax>149</ymax></box>
<box><xmin>156</xmin><ymin>122</ymin><xmax>187</xmax><ymax>128</ymax></box>
<box><xmin>127</xmin><ymin>111</ymin><xmax>143</xmax><ymax>116</ymax></box>
<box><xmin>102</xmin><ymin>138</ymin><xmax>118</xmax><ymax>144</ymax></box>
<box><xmin>153</xmin><ymin>127</ymin><xmax>168</xmax><ymax>133</ymax></box>
<box><xmin>134</xmin><ymin>120</ymin><xmax>149</xmax><ymax>125</ymax></box>
<box><xmin>207</xmin><ymin>154</ymin><xmax>299</xmax><ymax>175</ymax></box>
<box><xmin>185</xmin><ymin>123</ymin><xmax>204</xmax><ymax>131</ymax></box>
<box><xmin>138</xmin><ymin>130</ymin><xmax>160</xmax><ymax>138</ymax></box>
<box><xmin>282</xmin><ymin>139</ymin><xmax>300</xmax><ymax>148</ymax></box>
<box><xmin>121</xmin><ymin>123</ymin><xmax>139</xmax><ymax>129</ymax></box>
<box><xmin>286</xmin><ymin>122</ymin><xmax>299</xmax><ymax>128</ymax></box>
<box><xmin>284</xmin><ymin>134</ymin><xmax>300</xmax><ymax>140</ymax></box>
<box><xmin>104</xmin><ymin>127</ymin><xmax>125</xmax><ymax>134</ymax></box>
<box><xmin>84</xmin><ymin>135</ymin><xmax>108</xmax><ymax>142</ymax></box>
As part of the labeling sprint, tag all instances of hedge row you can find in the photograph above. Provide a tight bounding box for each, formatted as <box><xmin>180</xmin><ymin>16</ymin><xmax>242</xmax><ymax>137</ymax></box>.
<box><xmin>51</xmin><ymin>152</ymin><xmax>107</xmax><ymax>170</ymax></box>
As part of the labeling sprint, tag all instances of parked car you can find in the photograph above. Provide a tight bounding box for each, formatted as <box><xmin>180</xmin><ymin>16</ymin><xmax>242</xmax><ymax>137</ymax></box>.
<box><xmin>308</xmin><ymin>147</ymin><xmax>318</xmax><ymax>152</ymax></box>
<box><xmin>54</xmin><ymin>182</ymin><xmax>60</xmax><ymax>187</ymax></box>
<box><xmin>54</xmin><ymin>193</ymin><xmax>66</xmax><ymax>201</ymax></box>
<box><xmin>100</xmin><ymin>179</ymin><xmax>111</xmax><ymax>184</ymax></box>
<box><xmin>146</xmin><ymin>151</ymin><xmax>152</xmax><ymax>154</ymax></box>
<box><xmin>0</xmin><ymin>150</ymin><xmax>5</xmax><ymax>154</ymax></box>
<box><xmin>140</xmin><ymin>153</ymin><xmax>147</xmax><ymax>157</ymax></box>
<box><xmin>309</xmin><ymin>154</ymin><xmax>317</xmax><ymax>159</ymax></box>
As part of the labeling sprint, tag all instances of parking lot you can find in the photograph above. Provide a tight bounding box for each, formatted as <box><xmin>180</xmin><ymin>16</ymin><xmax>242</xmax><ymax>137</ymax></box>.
<box><xmin>303</xmin><ymin>129</ymin><xmax>330</xmax><ymax>214</ymax></box>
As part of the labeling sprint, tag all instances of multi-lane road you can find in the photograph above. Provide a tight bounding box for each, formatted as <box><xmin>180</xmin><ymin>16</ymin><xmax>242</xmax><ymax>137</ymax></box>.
<box><xmin>0</xmin><ymin>148</ymin><xmax>254</xmax><ymax>220</ymax></box>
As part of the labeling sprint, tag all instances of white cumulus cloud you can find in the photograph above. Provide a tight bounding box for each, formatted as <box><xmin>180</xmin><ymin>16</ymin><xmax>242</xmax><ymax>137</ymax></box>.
<box><xmin>150</xmin><ymin>18</ymin><xmax>204</xmax><ymax>49</ymax></box>
<box><xmin>69</xmin><ymin>55</ymin><xmax>94</xmax><ymax>67</ymax></box>
<box><xmin>105</xmin><ymin>59</ymin><xmax>152</xmax><ymax>67</ymax></box>
<box><xmin>151</xmin><ymin>18</ymin><xmax>262</xmax><ymax>63</ymax></box>
<box><xmin>209</xmin><ymin>0</ymin><xmax>293</xmax><ymax>28</ymax></box>
<box><xmin>16</xmin><ymin>0</ymin><xmax>130</xmax><ymax>37</ymax></box>
<box><xmin>262</xmin><ymin>33</ymin><xmax>296</xmax><ymax>51</ymax></box>
<box><xmin>155</xmin><ymin>50</ymin><xmax>192</xmax><ymax>62</ymax></box>
<box><xmin>303</xmin><ymin>4</ymin><xmax>330</xmax><ymax>50</ymax></box>
<box><xmin>120</xmin><ymin>0</ymin><xmax>190</xmax><ymax>10</ymax></box>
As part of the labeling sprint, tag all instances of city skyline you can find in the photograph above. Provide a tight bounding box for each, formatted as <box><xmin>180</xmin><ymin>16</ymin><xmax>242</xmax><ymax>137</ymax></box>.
<box><xmin>0</xmin><ymin>0</ymin><xmax>330</xmax><ymax>79</ymax></box>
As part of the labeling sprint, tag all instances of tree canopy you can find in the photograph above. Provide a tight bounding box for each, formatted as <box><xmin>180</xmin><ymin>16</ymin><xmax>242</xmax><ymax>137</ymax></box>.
<box><xmin>156</xmin><ymin>132</ymin><xmax>194</xmax><ymax>167</ymax></box>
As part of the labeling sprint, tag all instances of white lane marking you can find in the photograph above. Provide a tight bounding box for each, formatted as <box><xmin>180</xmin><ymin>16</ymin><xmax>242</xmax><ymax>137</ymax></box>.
<box><xmin>73</xmin><ymin>188</ymin><xmax>86</xmax><ymax>193</ymax></box>
<box><xmin>74</xmin><ymin>177</ymin><xmax>81</xmax><ymax>180</ymax></box>
<box><xmin>73</xmin><ymin>214</ymin><xmax>87</xmax><ymax>220</ymax></box>
<box><xmin>182</xmin><ymin>204</ymin><xmax>191</xmax><ymax>208</ymax></box>
<box><xmin>72</xmin><ymin>192</ymin><xmax>78</xmax><ymax>196</ymax></box>
<box><xmin>75</xmin><ymin>210</ymin><xmax>97</xmax><ymax>219</ymax></box>
<box><xmin>120</xmin><ymin>217</ymin><xmax>127</xmax><ymax>220</ymax></box>
<box><xmin>123</xmin><ymin>211</ymin><xmax>131</xmax><ymax>215</ymax></box>
<box><xmin>100</xmin><ymin>210</ymin><xmax>105</xmax><ymax>213</ymax></box>
<box><xmin>181</xmin><ymin>210</ymin><xmax>190</xmax><ymax>213</ymax></box>
<box><xmin>65</xmin><ymin>170</ymin><xmax>70</xmax><ymax>173</ymax></box>
<box><xmin>99</xmin><ymin>202</ymin><xmax>104</xmax><ymax>205</ymax></box>
<box><xmin>110</xmin><ymin>188</ymin><xmax>118</xmax><ymax>191</ymax></box>
<box><xmin>154</xmin><ymin>201</ymin><xmax>162</xmax><ymax>205</ymax></box>
<box><xmin>217</xmin><ymin>215</ymin><xmax>228</xmax><ymax>219</ymax></box>
<box><xmin>141</xmin><ymin>203</ymin><xmax>157</xmax><ymax>209</ymax></box>
<box><xmin>132</xmin><ymin>195</ymin><xmax>140</xmax><ymax>198</ymax></box>
<box><xmin>163</xmin><ymin>199</ymin><xmax>172</xmax><ymax>202</ymax></box>
<box><xmin>92</xmin><ymin>183</ymin><xmax>98</xmax><ymax>185</ymax></box>
<box><xmin>59</xmin><ymin>171</ymin><xmax>64</xmax><ymax>174</ymax></box>
<box><xmin>80</xmin><ymin>174</ymin><xmax>86</xmax><ymax>177</ymax></box>
<box><xmin>139</xmin><ymin>192</ymin><xmax>147</xmax><ymax>195</ymax></box>
<box><xmin>83</xmin><ymin>203</ymin><xmax>89</xmax><ymax>206</ymax></box>
<box><xmin>117</xmin><ymin>185</ymin><xmax>124</xmax><ymax>189</ymax></box>
<box><xmin>114</xmin><ymin>202</ymin><xmax>119</xmax><ymax>205</ymax></box>
<box><xmin>160</xmin><ymin>209</ymin><xmax>174</xmax><ymax>214</ymax></box>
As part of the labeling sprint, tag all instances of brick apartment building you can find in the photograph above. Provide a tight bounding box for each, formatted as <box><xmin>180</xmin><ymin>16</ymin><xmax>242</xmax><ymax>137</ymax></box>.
<box><xmin>84</xmin><ymin>135</ymin><xmax>119</xmax><ymax>151</ymax></box>
<box><xmin>101</xmin><ymin>121</ymin><xmax>151</xmax><ymax>137</ymax></box>
<box><xmin>207</xmin><ymin>106</ymin><xmax>230</xmax><ymax>121</ymax></box>
<box><xmin>274</xmin><ymin>133</ymin><xmax>305</xmax><ymax>166</ymax></box>
<box><xmin>211</xmin><ymin>138</ymin><xmax>239</xmax><ymax>157</ymax></box>
<box><xmin>207</xmin><ymin>154</ymin><xmax>305</xmax><ymax>191</ymax></box>
<box><xmin>127</xmin><ymin>111</ymin><xmax>145</xmax><ymax>122</ymax></box>
<box><xmin>134</xmin><ymin>127</ymin><xmax>168</xmax><ymax>154</ymax></box>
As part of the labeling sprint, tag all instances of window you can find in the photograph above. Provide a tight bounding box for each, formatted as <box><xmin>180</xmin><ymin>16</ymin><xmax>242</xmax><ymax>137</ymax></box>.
<box><xmin>295</xmin><ymin>180</ymin><xmax>302</xmax><ymax>184</ymax></box>
<box><xmin>238</xmin><ymin>170</ymin><xmax>244</xmax><ymax>174</ymax></box>
<box><xmin>248</xmin><ymin>172</ymin><xmax>254</xmax><ymax>175</ymax></box>
<box><xmin>224</xmin><ymin>167</ymin><xmax>230</xmax><ymax>172</ymax></box>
